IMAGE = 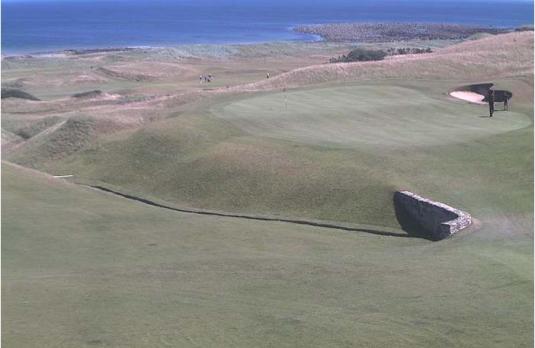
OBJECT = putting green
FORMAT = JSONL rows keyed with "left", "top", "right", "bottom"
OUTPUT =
{"left": 212, "top": 85, "right": 529, "bottom": 147}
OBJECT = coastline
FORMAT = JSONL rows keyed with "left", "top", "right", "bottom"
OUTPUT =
{"left": 3, "top": 0, "right": 532, "bottom": 58}
{"left": 293, "top": 22, "right": 516, "bottom": 42}
{"left": 4, "top": 21, "right": 530, "bottom": 59}
{"left": 1, "top": 27, "right": 322, "bottom": 59}
{"left": 1, "top": 35, "right": 327, "bottom": 59}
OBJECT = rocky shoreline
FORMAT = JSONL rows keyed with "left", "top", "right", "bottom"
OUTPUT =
{"left": 294, "top": 22, "right": 510, "bottom": 42}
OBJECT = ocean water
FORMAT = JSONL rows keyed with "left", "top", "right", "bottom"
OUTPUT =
{"left": 2, "top": 0, "right": 533, "bottom": 54}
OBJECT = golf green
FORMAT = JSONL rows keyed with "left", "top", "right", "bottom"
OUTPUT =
{"left": 212, "top": 85, "right": 529, "bottom": 147}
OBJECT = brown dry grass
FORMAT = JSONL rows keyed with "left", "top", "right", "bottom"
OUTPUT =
{"left": 231, "top": 32, "right": 533, "bottom": 92}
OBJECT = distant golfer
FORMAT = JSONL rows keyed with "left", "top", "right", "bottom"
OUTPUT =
{"left": 487, "top": 89, "right": 495, "bottom": 117}
{"left": 504, "top": 95, "right": 509, "bottom": 111}
{"left": 266, "top": 72, "right": 270, "bottom": 79}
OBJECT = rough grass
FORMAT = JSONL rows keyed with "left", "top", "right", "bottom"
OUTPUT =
{"left": 9, "top": 116, "right": 64, "bottom": 139}
{"left": 72, "top": 90, "right": 103, "bottom": 99}
{"left": 2, "top": 163, "right": 532, "bottom": 347}
{"left": 466, "top": 32, "right": 496, "bottom": 40}
{"left": 236, "top": 31, "right": 533, "bottom": 92}
{"left": 7, "top": 116, "right": 96, "bottom": 167}
{"left": 1, "top": 128, "right": 23, "bottom": 145}
{"left": 1, "top": 88, "right": 40, "bottom": 101}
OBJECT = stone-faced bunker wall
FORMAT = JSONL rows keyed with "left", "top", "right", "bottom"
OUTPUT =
{"left": 394, "top": 191, "right": 472, "bottom": 240}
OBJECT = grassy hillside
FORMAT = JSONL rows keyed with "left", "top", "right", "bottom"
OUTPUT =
{"left": 2, "top": 33, "right": 531, "bottom": 231}
{"left": 239, "top": 31, "right": 533, "bottom": 91}
{"left": 2, "top": 31, "right": 533, "bottom": 347}
{"left": 25, "top": 77, "right": 531, "bottom": 229}
{"left": 2, "top": 163, "right": 532, "bottom": 347}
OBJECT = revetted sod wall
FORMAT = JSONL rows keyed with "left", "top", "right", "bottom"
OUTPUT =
{"left": 394, "top": 191, "right": 472, "bottom": 240}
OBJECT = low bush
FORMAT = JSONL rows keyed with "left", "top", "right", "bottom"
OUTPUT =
{"left": 330, "top": 48, "right": 387, "bottom": 63}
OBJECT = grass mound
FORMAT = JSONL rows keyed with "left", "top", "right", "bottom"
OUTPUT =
{"left": 95, "top": 67, "right": 155, "bottom": 82}
{"left": 71, "top": 90, "right": 103, "bottom": 99}
{"left": 1, "top": 88, "right": 40, "bottom": 101}
{"left": 12, "top": 116, "right": 64, "bottom": 140}
{"left": 7, "top": 116, "right": 96, "bottom": 167}
{"left": 2, "top": 78, "right": 27, "bottom": 89}
{"left": 1, "top": 129, "right": 23, "bottom": 145}
{"left": 243, "top": 32, "right": 533, "bottom": 91}
{"left": 466, "top": 32, "right": 495, "bottom": 40}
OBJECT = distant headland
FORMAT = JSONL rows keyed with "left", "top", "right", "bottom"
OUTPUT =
{"left": 293, "top": 22, "right": 531, "bottom": 42}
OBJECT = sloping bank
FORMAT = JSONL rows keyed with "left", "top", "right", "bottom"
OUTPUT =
{"left": 87, "top": 184, "right": 471, "bottom": 241}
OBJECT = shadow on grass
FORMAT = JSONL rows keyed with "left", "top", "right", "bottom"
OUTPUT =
{"left": 88, "top": 185, "right": 416, "bottom": 239}
{"left": 393, "top": 197, "right": 437, "bottom": 241}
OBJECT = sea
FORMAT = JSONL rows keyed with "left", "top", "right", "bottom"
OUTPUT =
{"left": 2, "top": 0, "right": 533, "bottom": 55}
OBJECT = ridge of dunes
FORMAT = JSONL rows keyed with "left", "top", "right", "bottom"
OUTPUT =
{"left": 231, "top": 32, "right": 533, "bottom": 92}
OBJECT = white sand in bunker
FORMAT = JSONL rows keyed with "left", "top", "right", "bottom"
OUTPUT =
{"left": 449, "top": 91, "right": 486, "bottom": 104}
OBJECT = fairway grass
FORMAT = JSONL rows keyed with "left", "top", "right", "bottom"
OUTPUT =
{"left": 2, "top": 163, "right": 533, "bottom": 347}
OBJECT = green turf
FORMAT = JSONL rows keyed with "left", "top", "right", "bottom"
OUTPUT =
{"left": 5, "top": 115, "right": 63, "bottom": 140}
{"left": 27, "top": 79, "right": 532, "bottom": 230}
{"left": 212, "top": 85, "right": 529, "bottom": 147}
{"left": 8, "top": 116, "right": 96, "bottom": 166}
{"left": 2, "top": 163, "right": 532, "bottom": 347}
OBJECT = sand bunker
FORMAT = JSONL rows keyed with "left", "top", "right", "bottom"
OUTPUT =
{"left": 449, "top": 91, "right": 486, "bottom": 104}
{"left": 450, "top": 83, "right": 512, "bottom": 105}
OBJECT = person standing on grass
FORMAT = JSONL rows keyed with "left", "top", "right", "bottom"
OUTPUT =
{"left": 488, "top": 89, "right": 495, "bottom": 117}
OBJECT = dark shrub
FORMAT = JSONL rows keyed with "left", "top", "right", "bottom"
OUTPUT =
{"left": 346, "top": 48, "right": 387, "bottom": 62}
{"left": 330, "top": 48, "right": 387, "bottom": 63}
